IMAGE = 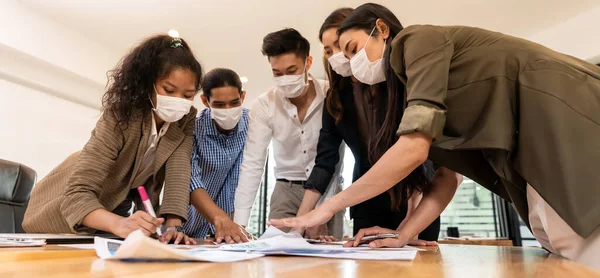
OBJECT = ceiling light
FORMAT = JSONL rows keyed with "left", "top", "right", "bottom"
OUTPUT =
{"left": 240, "top": 77, "right": 248, "bottom": 83}
{"left": 168, "top": 29, "right": 179, "bottom": 38}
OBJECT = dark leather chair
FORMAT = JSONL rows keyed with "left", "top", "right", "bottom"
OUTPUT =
{"left": 0, "top": 159, "right": 36, "bottom": 233}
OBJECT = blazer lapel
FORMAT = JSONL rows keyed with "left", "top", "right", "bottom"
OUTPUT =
{"left": 129, "top": 113, "right": 152, "bottom": 187}
{"left": 153, "top": 121, "right": 185, "bottom": 176}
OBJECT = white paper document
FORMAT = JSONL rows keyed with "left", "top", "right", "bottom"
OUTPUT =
{"left": 0, "top": 237, "right": 46, "bottom": 247}
{"left": 94, "top": 227, "right": 419, "bottom": 262}
{"left": 94, "top": 230, "right": 263, "bottom": 263}
{"left": 218, "top": 226, "right": 418, "bottom": 261}
{"left": 58, "top": 244, "right": 95, "bottom": 250}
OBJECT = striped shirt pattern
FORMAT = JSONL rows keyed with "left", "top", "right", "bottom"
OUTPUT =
{"left": 183, "top": 108, "right": 249, "bottom": 238}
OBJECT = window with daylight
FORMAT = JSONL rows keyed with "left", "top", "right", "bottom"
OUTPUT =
{"left": 245, "top": 144, "right": 540, "bottom": 247}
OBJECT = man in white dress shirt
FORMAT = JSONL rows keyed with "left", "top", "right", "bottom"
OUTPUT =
{"left": 233, "top": 28, "right": 344, "bottom": 238}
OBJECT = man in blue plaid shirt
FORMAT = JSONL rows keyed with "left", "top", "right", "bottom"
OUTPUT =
{"left": 182, "top": 68, "right": 252, "bottom": 243}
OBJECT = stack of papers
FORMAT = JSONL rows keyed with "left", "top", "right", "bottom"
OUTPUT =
{"left": 443, "top": 236, "right": 509, "bottom": 241}
{"left": 0, "top": 237, "right": 46, "bottom": 247}
{"left": 95, "top": 227, "right": 419, "bottom": 262}
{"left": 0, "top": 233, "right": 118, "bottom": 244}
{"left": 95, "top": 232, "right": 263, "bottom": 263}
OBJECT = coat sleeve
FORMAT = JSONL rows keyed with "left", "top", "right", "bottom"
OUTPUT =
{"left": 60, "top": 111, "right": 124, "bottom": 231}
{"left": 159, "top": 108, "right": 197, "bottom": 222}
{"left": 304, "top": 100, "right": 343, "bottom": 195}
{"left": 390, "top": 26, "right": 453, "bottom": 141}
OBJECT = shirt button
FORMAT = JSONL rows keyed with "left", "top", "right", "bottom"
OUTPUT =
{"left": 303, "top": 150, "right": 307, "bottom": 154}
{"left": 293, "top": 115, "right": 297, "bottom": 118}
{"left": 301, "top": 131, "right": 304, "bottom": 134}
{"left": 306, "top": 169, "right": 309, "bottom": 172}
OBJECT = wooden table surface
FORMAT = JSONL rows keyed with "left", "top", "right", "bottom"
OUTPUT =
{"left": 0, "top": 244, "right": 598, "bottom": 278}
{"left": 438, "top": 239, "right": 514, "bottom": 246}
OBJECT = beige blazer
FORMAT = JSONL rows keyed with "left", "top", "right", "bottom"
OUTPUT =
{"left": 23, "top": 107, "right": 197, "bottom": 233}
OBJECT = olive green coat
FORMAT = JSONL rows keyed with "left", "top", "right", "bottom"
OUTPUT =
{"left": 391, "top": 25, "right": 600, "bottom": 238}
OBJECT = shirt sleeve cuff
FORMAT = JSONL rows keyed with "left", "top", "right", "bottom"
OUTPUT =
{"left": 304, "top": 167, "right": 333, "bottom": 195}
{"left": 233, "top": 209, "right": 251, "bottom": 226}
{"left": 190, "top": 177, "right": 206, "bottom": 193}
{"left": 397, "top": 104, "right": 446, "bottom": 141}
{"left": 60, "top": 196, "right": 105, "bottom": 233}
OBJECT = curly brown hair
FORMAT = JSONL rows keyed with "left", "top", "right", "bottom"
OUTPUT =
{"left": 103, "top": 34, "right": 203, "bottom": 128}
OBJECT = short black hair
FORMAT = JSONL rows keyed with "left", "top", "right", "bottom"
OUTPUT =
{"left": 261, "top": 28, "right": 310, "bottom": 60}
{"left": 201, "top": 68, "right": 242, "bottom": 99}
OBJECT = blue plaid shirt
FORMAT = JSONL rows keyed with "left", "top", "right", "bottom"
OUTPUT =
{"left": 182, "top": 108, "right": 249, "bottom": 238}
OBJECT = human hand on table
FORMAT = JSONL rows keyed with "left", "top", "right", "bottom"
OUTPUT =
{"left": 268, "top": 206, "right": 334, "bottom": 232}
{"left": 303, "top": 224, "right": 338, "bottom": 242}
{"left": 214, "top": 217, "right": 254, "bottom": 244}
{"left": 343, "top": 226, "right": 438, "bottom": 248}
{"left": 159, "top": 227, "right": 197, "bottom": 245}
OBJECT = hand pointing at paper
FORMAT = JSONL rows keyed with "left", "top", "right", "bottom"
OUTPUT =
{"left": 269, "top": 153, "right": 461, "bottom": 249}
{"left": 268, "top": 206, "right": 334, "bottom": 234}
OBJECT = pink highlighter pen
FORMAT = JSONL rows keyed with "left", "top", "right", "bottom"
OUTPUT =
{"left": 137, "top": 186, "right": 162, "bottom": 236}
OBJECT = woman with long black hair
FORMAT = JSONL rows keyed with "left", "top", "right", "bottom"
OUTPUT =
{"left": 272, "top": 3, "right": 600, "bottom": 270}
{"left": 296, "top": 7, "right": 442, "bottom": 243}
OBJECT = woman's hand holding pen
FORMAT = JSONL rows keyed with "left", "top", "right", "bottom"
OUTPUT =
{"left": 111, "top": 211, "right": 164, "bottom": 238}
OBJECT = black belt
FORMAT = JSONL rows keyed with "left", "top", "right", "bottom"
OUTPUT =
{"left": 276, "top": 179, "right": 307, "bottom": 186}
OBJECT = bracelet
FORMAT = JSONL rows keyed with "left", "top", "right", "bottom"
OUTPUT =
{"left": 166, "top": 226, "right": 184, "bottom": 233}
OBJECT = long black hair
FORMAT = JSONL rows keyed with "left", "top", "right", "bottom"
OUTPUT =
{"left": 338, "top": 3, "right": 434, "bottom": 209}
{"left": 319, "top": 7, "right": 354, "bottom": 123}
{"left": 103, "top": 34, "right": 203, "bottom": 128}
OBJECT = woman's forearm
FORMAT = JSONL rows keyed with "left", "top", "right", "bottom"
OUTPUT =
{"left": 396, "top": 167, "right": 461, "bottom": 240}
{"left": 165, "top": 215, "right": 183, "bottom": 227}
{"left": 82, "top": 208, "right": 122, "bottom": 234}
{"left": 296, "top": 189, "right": 322, "bottom": 217}
{"left": 320, "top": 132, "right": 432, "bottom": 215}
{"left": 397, "top": 192, "right": 422, "bottom": 232}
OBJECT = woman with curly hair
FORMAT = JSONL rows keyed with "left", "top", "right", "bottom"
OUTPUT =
{"left": 23, "top": 34, "right": 203, "bottom": 245}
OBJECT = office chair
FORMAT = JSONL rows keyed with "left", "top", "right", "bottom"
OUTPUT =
{"left": 0, "top": 159, "right": 36, "bottom": 233}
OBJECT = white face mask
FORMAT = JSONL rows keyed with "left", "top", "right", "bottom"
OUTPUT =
{"left": 210, "top": 106, "right": 243, "bottom": 130}
{"left": 152, "top": 86, "right": 193, "bottom": 122}
{"left": 350, "top": 27, "right": 387, "bottom": 85}
{"left": 273, "top": 61, "right": 309, "bottom": 98}
{"left": 328, "top": 52, "right": 353, "bottom": 77}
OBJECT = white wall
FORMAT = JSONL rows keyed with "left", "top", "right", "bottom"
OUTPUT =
{"left": 529, "top": 6, "right": 600, "bottom": 63}
{"left": 0, "top": 79, "right": 100, "bottom": 179}
{"left": 0, "top": 0, "right": 119, "bottom": 109}
{"left": 0, "top": 0, "right": 113, "bottom": 179}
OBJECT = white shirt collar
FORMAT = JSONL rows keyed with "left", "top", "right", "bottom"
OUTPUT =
{"left": 150, "top": 113, "right": 170, "bottom": 143}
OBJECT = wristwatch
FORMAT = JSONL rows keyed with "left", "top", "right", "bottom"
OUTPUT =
{"left": 166, "top": 226, "right": 185, "bottom": 233}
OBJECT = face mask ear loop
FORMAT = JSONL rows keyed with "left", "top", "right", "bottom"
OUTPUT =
{"left": 303, "top": 59, "right": 309, "bottom": 84}
{"left": 364, "top": 26, "right": 377, "bottom": 49}
{"left": 359, "top": 26, "right": 380, "bottom": 64}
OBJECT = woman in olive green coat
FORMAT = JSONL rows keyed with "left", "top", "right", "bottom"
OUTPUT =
{"left": 270, "top": 3, "right": 600, "bottom": 270}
